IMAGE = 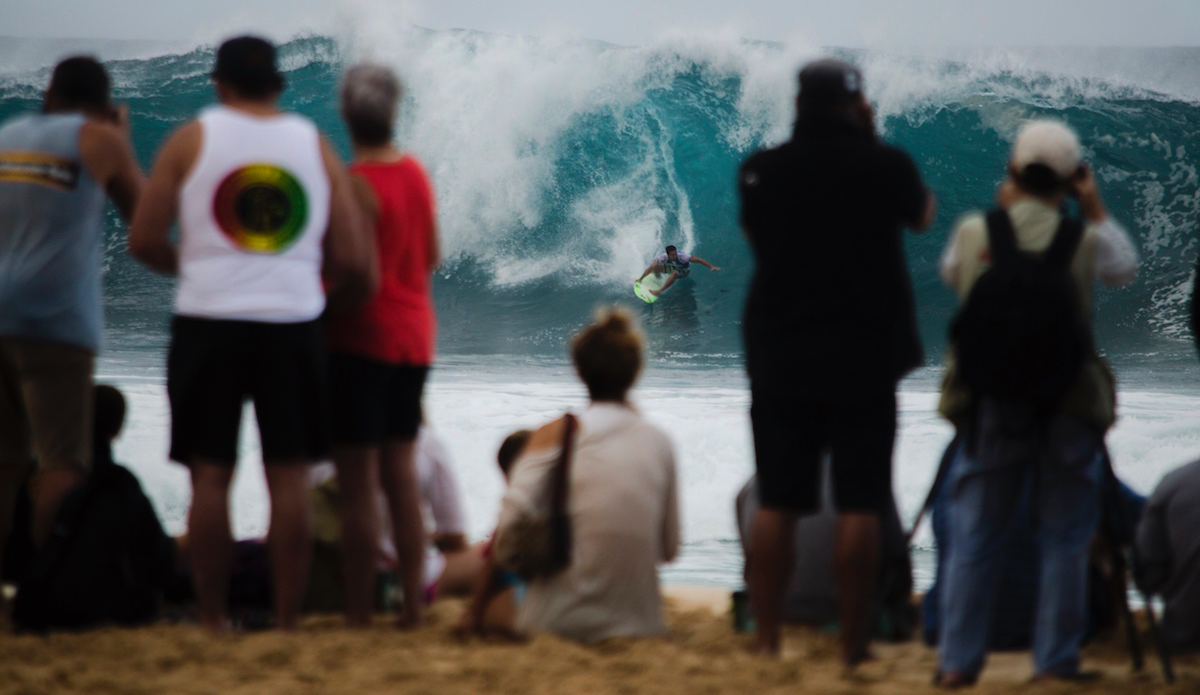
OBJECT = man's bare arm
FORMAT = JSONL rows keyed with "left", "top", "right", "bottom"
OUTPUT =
{"left": 689, "top": 255, "right": 722, "bottom": 271}
{"left": 321, "top": 139, "right": 378, "bottom": 309}
{"left": 128, "top": 121, "right": 201, "bottom": 275}
{"left": 79, "top": 114, "right": 144, "bottom": 221}
{"left": 911, "top": 191, "right": 937, "bottom": 233}
{"left": 638, "top": 262, "right": 659, "bottom": 281}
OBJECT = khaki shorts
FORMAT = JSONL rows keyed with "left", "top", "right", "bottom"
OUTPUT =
{"left": 0, "top": 337, "right": 94, "bottom": 473}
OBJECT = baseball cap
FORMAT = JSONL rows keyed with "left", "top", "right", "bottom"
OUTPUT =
{"left": 211, "top": 36, "right": 285, "bottom": 94}
{"left": 798, "top": 59, "right": 863, "bottom": 105}
{"left": 1011, "top": 120, "right": 1082, "bottom": 179}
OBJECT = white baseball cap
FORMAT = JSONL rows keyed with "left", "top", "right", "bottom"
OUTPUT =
{"left": 1011, "top": 120, "right": 1082, "bottom": 179}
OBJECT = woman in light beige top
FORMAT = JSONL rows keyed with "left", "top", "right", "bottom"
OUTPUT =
{"left": 494, "top": 308, "right": 680, "bottom": 644}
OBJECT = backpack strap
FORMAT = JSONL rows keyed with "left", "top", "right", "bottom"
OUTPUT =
{"left": 986, "top": 208, "right": 1085, "bottom": 269}
{"left": 984, "top": 209, "right": 1019, "bottom": 263}
{"left": 1044, "top": 215, "right": 1086, "bottom": 268}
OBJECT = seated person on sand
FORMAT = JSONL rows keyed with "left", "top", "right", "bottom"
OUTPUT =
{"left": 308, "top": 424, "right": 484, "bottom": 610}
{"left": 491, "top": 308, "right": 681, "bottom": 644}
{"left": 458, "top": 429, "right": 534, "bottom": 638}
{"left": 1135, "top": 457, "right": 1200, "bottom": 653}
{"left": 5, "top": 385, "right": 176, "bottom": 631}
{"left": 637, "top": 245, "right": 720, "bottom": 296}
{"left": 735, "top": 457, "right": 914, "bottom": 639}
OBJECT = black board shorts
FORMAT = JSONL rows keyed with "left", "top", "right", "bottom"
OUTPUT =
{"left": 328, "top": 354, "right": 428, "bottom": 447}
{"left": 167, "top": 316, "right": 331, "bottom": 465}
{"left": 750, "top": 390, "right": 896, "bottom": 514}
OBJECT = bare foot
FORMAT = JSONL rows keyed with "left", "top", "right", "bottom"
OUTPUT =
{"left": 842, "top": 648, "right": 877, "bottom": 668}
{"left": 396, "top": 605, "right": 425, "bottom": 630}
{"left": 933, "top": 671, "right": 977, "bottom": 689}
{"left": 750, "top": 635, "right": 780, "bottom": 656}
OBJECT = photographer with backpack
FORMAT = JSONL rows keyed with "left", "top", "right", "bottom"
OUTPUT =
{"left": 934, "top": 120, "right": 1139, "bottom": 686}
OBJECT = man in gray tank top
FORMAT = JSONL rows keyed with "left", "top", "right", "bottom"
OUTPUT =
{"left": 0, "top": 56, "right": 144, "bottom": 604}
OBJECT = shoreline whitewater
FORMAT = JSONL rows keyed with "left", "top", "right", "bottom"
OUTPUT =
{"left": 0, "top": 587, "right": 1193, "bottom": 694}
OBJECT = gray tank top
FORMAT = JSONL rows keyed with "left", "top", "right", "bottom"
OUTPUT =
{"left": 0, "top": 114, "right": 107, "bottom": 353}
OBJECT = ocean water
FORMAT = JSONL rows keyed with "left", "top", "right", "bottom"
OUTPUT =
{"left": 3, "top": 31, "right": 1200, "bottom": 589}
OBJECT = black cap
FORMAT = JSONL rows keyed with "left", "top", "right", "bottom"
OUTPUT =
{"left": 798, "top": 58, "right": 863, "bottom": 106}
{"left": 212, "top": 36, "right": 284, "bottom": 95}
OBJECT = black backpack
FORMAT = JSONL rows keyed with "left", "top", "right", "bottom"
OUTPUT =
{"left": 11, "top": 452, "right": 176, "bottom": 632}
{"left": 950, "top": 209, "right": 1091, "bottom": 411}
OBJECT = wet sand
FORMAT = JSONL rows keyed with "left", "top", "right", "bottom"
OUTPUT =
{"left": 0, "top": 588, "right": 1194, "bottom": 694}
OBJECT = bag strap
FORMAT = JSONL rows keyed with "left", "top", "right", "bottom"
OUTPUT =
{"left": 986, "top": 208, "right": 1085, "bottom": 269}
{"left": 1044, "top": 215, "right": 1085, "bottom": 268}
{"left": 905, "top": 433, "right": 961, "bottom": 544}
{"left": 984, "top": 209, "right": 1019, "bottom": 263}
{"left": 550, "top": 414, "right": 577, "bottom": 516}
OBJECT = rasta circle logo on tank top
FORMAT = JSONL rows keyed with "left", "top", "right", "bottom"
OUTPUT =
{"left": 212, "top": 164, "right": 308, "bottom": 253}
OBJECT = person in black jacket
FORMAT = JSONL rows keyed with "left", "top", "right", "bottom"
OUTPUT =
{"left": 739, "top": 58, "right": 934, "bottom": 664}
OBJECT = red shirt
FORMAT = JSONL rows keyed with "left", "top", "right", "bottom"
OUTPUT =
{"left": 327, "top": 156, "right": 436, "bottom": 365}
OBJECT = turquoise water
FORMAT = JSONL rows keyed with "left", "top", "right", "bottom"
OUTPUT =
{"left": 2, "top": 35, "right": 1198, "bottom": 367}
{"left": 4, "top": 33, "right": 1200, "bottom": 587}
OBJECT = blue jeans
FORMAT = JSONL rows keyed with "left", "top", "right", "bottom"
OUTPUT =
{"left": 937, "top": 401, "right": 1104, "bottom": 677}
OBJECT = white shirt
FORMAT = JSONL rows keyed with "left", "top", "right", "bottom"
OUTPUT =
{"left": 496, "top": 402, "right": 681, "bottom": 644}
{"left": 939, "top": 200, "right": 1139, "bottom": 302}
{"left": 176, "top": 105, "right": 330, "bottom": 322}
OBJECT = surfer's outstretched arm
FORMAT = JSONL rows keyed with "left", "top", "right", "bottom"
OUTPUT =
{"left": 650, "top": 270, "right": 679, "bottom": 296}
{"left": 638, "top": 262, "right": 659, "bottom": 281}
{"left": 690, "top": 255, "right": 722, "bottom": 271}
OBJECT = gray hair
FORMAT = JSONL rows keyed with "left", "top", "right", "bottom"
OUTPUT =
{"left": 341, "top": 63, "right": 401, "bottom": 145}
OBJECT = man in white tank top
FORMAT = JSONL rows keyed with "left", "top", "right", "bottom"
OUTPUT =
{"left": 129, "top": 36, "right": 374, "bottom": 632}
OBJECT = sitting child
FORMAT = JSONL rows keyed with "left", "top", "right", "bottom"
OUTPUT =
{"left": 457, "top": 429, "right": 533, "bottom": 638}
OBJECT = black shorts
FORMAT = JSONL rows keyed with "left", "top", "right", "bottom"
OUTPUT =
{"left": 167, "top": 316, "right": 331, "bottom": 465}
{"left": 329, "top": 354, "right": 428, "bottom": 447}
{"left": 750, "top": 390, "right": 896, "bottom": 514}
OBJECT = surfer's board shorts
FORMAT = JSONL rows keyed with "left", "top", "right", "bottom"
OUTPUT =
{"left": 0, "top": 337, "right": 94, "bottom": 473}
{"left": 661, "top": 263, "right": 690, "bottom": 279}
{"left": 167, "top": 316, "right": 331, "bottom": 464}
{"left": 328, "top": 355, "right": 428, "bottom": 446}
{"left": 750, "top": 390, "right": 895, "bottom": 514}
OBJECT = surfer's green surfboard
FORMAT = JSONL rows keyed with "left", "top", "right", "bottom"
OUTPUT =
{"left": 634, "top": 272, "right": 668, "bottom": 304}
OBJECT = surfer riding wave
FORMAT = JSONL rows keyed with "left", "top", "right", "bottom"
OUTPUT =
{"left": 636, "top": 245, "right": 721, "bottom": 298}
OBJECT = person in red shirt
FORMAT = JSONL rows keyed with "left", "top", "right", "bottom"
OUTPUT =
{"left": 328, "top": 63, "right": 440, "bottom": 628}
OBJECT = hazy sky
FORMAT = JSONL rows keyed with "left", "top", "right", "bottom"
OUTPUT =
{"left": 6, "top": 0, "right": 1200, "bottom": 48}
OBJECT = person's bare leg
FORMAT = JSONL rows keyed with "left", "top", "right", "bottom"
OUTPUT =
{"left": 32, "top": 467, "right": 86, "bottom": 548}
{"left": 0, "top": 459, "right": 28, "bottom": 625}
{"left": 379, "top": 438, "right": 426, "bottom": 628}
{"left": 748, "top": 507, "right": 797, "bottom": 655}
{"left": 438, "top": 543, "right": 488, "bottom": 597}
{"left": 263, "top": 462, "right": 313, "bottom": 631}
{"left": 834, "top": 511, "right": 881, "bottom": 666}
{"left": 333, "top": 446, "right": 381, "bottom": 627}
{"left": 189, "top": 460, "right": 235, "bottom": 632}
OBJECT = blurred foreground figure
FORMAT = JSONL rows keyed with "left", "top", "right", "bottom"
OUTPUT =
{"left": 494, "top": 309, "right": 680, "bottom": 644}
{"left": 1136, "top": 459, "right": 1200, "bottom": 652}
{"left": 0, "top": 56, "right": 143, "bottom": 621}
{"left": 935, "top": 119, "right": 1138, "bottom": 685}
{"left": 328, "top": 63, "right": 440, "bottom": 628}
{"left": 738, "top": 58, "right": 934, "bottom": 664}
{"left": 128, "top": 36, "right": 371, "bottom": 631}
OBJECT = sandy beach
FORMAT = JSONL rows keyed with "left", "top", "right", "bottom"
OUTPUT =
{"left": 0, "top": 587, "right": 1193, "bottom": 695}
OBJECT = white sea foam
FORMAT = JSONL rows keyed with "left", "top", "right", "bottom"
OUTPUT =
{"left": 100, "top": 356, "right": 1200, "bottom": 589}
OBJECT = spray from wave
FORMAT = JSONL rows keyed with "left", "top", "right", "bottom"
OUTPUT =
{"left": 0, "top": 30, "right": 1196, "bottom": 363}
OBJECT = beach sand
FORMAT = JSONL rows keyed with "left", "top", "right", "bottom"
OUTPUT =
{"left": 0, "top": 588, "right": 1194, "bottom": 694}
